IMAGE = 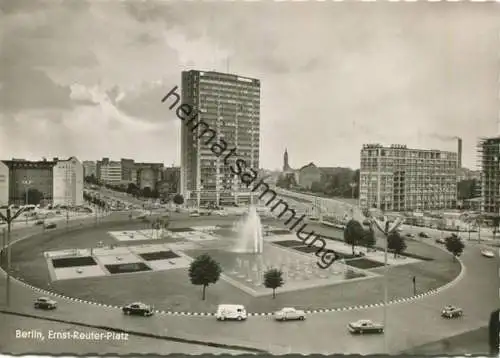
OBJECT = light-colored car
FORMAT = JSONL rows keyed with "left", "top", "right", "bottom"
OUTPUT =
{"left": 481, "top": 249, "right": 495, "bottom": 258}
{"left": 215, "top": 210, "right": 228, "bottom": 216}
{"left": 189, "top": 211, "right": 200, "bottom": 217}
{"left": 274, "top": 307, "right": 306, "bottom": 321}
{"left": 348, "top": 319, "right": 384, "bottom": 334}
{"left": 441, "top": 305, "right": 463, "bottom": 318}
{"left": 34, "top": 297, "right": 57, "bottom": 310}
{"left": 216, "top": 304, "right": 247, "bottom": 321}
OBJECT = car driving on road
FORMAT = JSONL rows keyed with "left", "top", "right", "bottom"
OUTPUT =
{"left": 122, "top": 302, "right": 154, "bottom": 316}
{"left": 274, "top": 307, "right": 306, "bottom": 321}
{"left": 435, "top": 238, "right": 446, "bottom": 244}
{"left": 418, "top": 232, "right": 430, "bottom": 238}
{"left": 34, "top": 297, "right": 57, "bottom": 310}
{"left": 348, "top": 319, "right": 384, "bottom": 334}
{"left": 44, "top": 222, "right": 57, "bottom": 229}
{"left": 481, "top": 249, "right": 495, "bottom": 258}
{"left": 441, "top": 305, "right": 463, "bottom": 318}
{"left": 215, "top": 304, "right": 247, "bottom": 321}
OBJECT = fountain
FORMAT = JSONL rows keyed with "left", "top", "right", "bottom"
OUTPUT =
{"left": 233, "top": 206, "right": 264, "bottom": 254}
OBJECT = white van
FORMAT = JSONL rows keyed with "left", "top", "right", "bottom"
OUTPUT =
{"left": 215, "top": 304, "right": 247, "bottom": 321}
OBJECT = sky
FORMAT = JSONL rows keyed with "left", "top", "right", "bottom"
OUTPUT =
{"left": 1, "top": 1, "right": 499, "bottom": 171}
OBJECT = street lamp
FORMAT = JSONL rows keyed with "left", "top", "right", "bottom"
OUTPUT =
{"left": 0, "top": 207, "right": 28, "bottom": 307}
{"left": 367, "top": 210, "right": 405, "bottom": 353}
{"left": 22, "top": 178, "right": 33, "bottom": 205}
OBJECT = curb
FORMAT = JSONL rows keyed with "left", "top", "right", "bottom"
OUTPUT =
{"left": 2, "top": 219, "right": 466, "bottom": 319}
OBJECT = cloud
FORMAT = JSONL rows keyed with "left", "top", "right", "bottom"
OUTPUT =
{"left": 0, "top": 1, "right": 499, "bottom": 170}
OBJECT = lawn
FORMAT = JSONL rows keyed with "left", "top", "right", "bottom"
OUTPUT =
{"left": 7, "top": 219, "right": 461, "bottom": 314}
{"left": 346, "top": 258, "right": 386, "bottom": 270}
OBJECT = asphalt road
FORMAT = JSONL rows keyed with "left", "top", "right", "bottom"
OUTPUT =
{"left": 0, "top": 312, "right": 251, "bottom": 355}
{"left": 1, "top": 211, "right": 497, "bottom": 355}
{"left": 2, "top": 185, "right": 498, "bottom": 355}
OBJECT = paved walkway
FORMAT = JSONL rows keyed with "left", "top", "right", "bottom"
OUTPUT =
{"left": 1, "top": 215, "right": 497, "bottom": 355}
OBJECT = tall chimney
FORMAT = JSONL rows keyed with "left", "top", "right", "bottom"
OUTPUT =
{"left": 457, "top": 137, "right": 462, "bottom": 169}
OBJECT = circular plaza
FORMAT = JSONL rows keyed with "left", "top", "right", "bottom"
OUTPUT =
{"left": 5, "top": 213, "right": 462, "bottom": 314}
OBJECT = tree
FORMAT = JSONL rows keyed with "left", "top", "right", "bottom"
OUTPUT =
{"left": 344, "top": 219, "right": 364, "bottom": 255}
{"left": 142, "top": 187, "right": 152, "bottom": 198}
{"left": 26, "top": 188, "right": 44, "bottom": 205}
{"left": 263, "top": 268, "right": 284, "bottom": 299}
{"left": 361, "top": 226, "right": 376, "bottom": 251}
{"left": 173, "top": 194, "right": 184, "bottom": 206}
{"left": 387, "top": 231, "right": 407, "bottom": 258}
{"left": 127, "top": 183, "right": 139, "bottom": 194}
{"left": 445, "top": 234, "right": 465, "bottom": 260}
{"left": 188, "top": 254, "right": 222, "bottom": 300}
{"left": 310, "top": 181, "right": 323, "bottom": 193}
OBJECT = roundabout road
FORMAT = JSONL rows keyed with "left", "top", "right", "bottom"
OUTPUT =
{"left": 1, "top": 214, "right": 498, "bottom": 354}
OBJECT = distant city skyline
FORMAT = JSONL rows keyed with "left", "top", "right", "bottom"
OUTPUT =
{"left": 1, "top": 1, "right": 499, "bottom": 170}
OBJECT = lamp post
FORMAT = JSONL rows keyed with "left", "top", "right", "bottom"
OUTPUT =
{"left": 0, "top": 207, "right": 27, "bottom": 307}
{"left": 368, "top": 210, "right": 404, "bottom": 354}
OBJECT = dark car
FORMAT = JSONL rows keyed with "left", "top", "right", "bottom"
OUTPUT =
{"left": 418, "top": 232, "right": 430, "bottom": 238}
{"left": 122, "top": 302, "right": 154, "bottom": 316}
{"left": 34, "top": 220, "right": 44, "bottom": 226}
{"left": 34, "top": 297, "right": 57, "bottom": 310}
{"left": 348, "top": 320, "right": 384, "bottom": 334}
{"left": 441, "top": 305, "right": 463, "bottom": 318}
{"left": 44, "top": 222, "right": 57, "bottom": 229}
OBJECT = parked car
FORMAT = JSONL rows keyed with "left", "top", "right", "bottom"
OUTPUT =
{"left": 418, "top": 232, "right": 430, "bottom": 238}
{"left": 215, "top": 304, "right": 247, "bottom": 321}
{"left": 44, "top": 222, "right": 57, "bottom": 229}
{"left": 441, "top": 305, "right": 463, "bottom": 318}
{"left": 405, "top": 233, "right": 415, "bottom": 238}
{"left": 274, "top": 307, "right": 306, "bottom": 321}
{"left": 481, "top": 249, "right": 495, "bottom": 258}
{"left": 122, "top": 302, "right": 154, "bottom": 316}
{"left": 189, "top": 211, "right": 200, "bottom": 217}
{"left": 34, "top": 220, "right": 44, "bottom": 226}
{"left": 435, "top": 238, "right": 446, "bottom": 244}
{"left": 34, "top": 297, "right": 57, "bottom": 310}
{"left": 348, "top": 320, "right": 384, "bottom": 334}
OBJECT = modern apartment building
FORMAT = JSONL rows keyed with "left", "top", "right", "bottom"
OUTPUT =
{"left": 97, "top": 158, "right": 122, "bottom": 184}
{"left": 53, "top": 157, "right": 84, "bottom": 206}
{"left": 478, "top": 136, "right": 500, "bottom": 216}
{"left": 359, "top": 144, "right": 458, "bottom": 211}
{"left": 135, "top": 162, "right": 163, "bottom": 190}
{"left": 1, "top": 159, "right": 56, "bottom": 205}
{"left": 82, "top": 161, "right": 97, "bottom": 178}
{"left": 0, "top": 157, "right": 84, "bottom": 206}
{"left": 180, "top": 70, "right": 261, "bottom": 206}
{"left": 120, "top": 158, "right": 137, "bottom": 183}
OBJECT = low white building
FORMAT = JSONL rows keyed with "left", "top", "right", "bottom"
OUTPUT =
{"left": 53, "top": 157, "right": 84, "bottom": 206}
{"left": 0, "top": 161, "right": 8, "bottom": 206}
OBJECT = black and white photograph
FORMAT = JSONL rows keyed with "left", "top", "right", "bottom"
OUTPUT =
{"left": 0, "top": 0, "right": 499, "bottom": 356}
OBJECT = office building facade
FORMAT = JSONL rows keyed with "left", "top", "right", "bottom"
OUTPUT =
{"left": 478, "top": 136, "right": 500, "bottom": 216}
{"left": 180, "top": 70, "right": 261, "bottom": 206}
{"left": 359, "top": 144, "right": 458, "bottom": 211}
{"left": 53, "top": 157, "right": 84, "bottom": 206}
{"left": 82, "top": 161, "right": 97, "bottom": 178}
{"left": 97, "top": 158, "right": 122, "bottom": 184}
{"left": 1, "top": 159, "right": 56, "bottom": 205}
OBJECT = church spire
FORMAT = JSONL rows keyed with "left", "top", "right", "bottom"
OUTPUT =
{"left": 283, "top": 148, "right": 289, "bottom": 171}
